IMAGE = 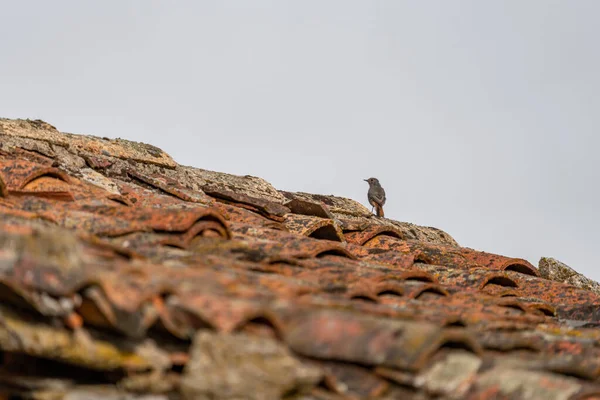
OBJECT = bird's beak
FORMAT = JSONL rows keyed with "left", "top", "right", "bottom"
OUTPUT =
{"left": 363, "top": 179, "right": 368, "bottom": 182}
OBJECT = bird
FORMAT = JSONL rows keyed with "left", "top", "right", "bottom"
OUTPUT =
{"left": 364, "top": 177, "right": 386, "bottom": 218}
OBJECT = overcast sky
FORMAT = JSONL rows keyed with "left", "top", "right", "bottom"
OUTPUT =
{"left": 2, "top": 1, "right": 599, "bottom": 279}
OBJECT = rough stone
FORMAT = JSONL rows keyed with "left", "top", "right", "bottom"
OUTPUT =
{"left": 180, "top": 331, "right": 322, "bottom": 400}
{"left": 473, "top": 367, "right": 581, "bottom": 400}
{"left": 539, "top": 257, "right": 600, "bottom": 296}
{"left": 415, "top": 350, "right": 481, "bottom": 398}
{"left": 184, "top": 166, "right": 286, "bottom": 205}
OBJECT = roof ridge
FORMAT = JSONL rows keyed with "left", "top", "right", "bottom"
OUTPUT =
{"left": 0, "top": 117, "right": 459, "bottom": 246}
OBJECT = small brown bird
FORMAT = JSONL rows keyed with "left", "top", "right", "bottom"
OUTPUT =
{"left": 364, "top": 177, "right": 386, "bottom": 217}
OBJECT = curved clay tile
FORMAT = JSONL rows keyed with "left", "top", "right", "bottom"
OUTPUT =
{"left": 284, "top": 213, "right": 345, "bottom": 242}
{"left": 482, "top": 285, "right": 521, "bottom": 298}
{"left": 42, "top": 208, "right": 146, "bottom": 237}
{"left": 20, "top": 175, "right": 72, "bottom": 197}
{"left": 314, "top": 360, "right": 390, "bottom": 398}
{"left": 284, "top": 197, "right": 334, "bottom": 219}
{"left": 0, "top": 159, "right": 69, "bottom": 189}
{"left": 127, "top": 167, "right": 212, "bottom": 204}
{"left": 173, "top": 293, "right": 269, "bottom": 334}
{"left": 502, "top": 259, "right": 540, "bottom": 276}
{"left": 279, "top": 308, "right": 481, "bottom": 371}
{"left": 78, "top": 285, "right": 142, "bottom": 336}
{"left": 363, "top": 235, "right": 539, "bottom": 277}
{"left": 8, "top": 188, "right": 75, "bottom": 202}
{"left": 0, "top": 174, "right": 6, "bottom": 198}
{"left": 156, "top": 296, "right": 215, "bottom": 339}
{"left": 0, "top": 159, "right": 74, "bottom": 201}
{"left": 19, "top": 168, "right": 71, "bottom": 190}
{"left": 236, "top": 234, "right": 355, "bottom": 261}
{"left": 202, "top": 186, "right": 290, "bottom": 221}
{"left": 115, "top": 180, "right": 185, "bottom": 209}
{"left": 374, "top": 281, "right": 406, "bottom": 298}
{"left": 116, "top": 219, "right": 230, "bottom": 252}
{"left": 493, "top": 298, "right": 530, "bottom": 315}
{"left": 393, "top": 281, "right": 449, "bottom": 300}
{"left": 479, "top": 274, "right": 520, "bottom": 290}
{"left": 54, "top": 205, "right": 231, "bottom": 240}
{"left": 10, "top": 147, "right": 54, "bottom": 165}
{"left": 413, "top": 285, "right": 450, "bottom": 300}
{"left": 214, "top": 205, "right": 288, "bottom": 231}
{"left": 510, "top": 272, "right": 600, "bottom": 308}
{"left": 77, "top": 265, "right": 294, "bottom": 337}
{"left": 347, "top": 288, "right": 380, "bottom": 304}
{"left": 396, "top": 270, "right": 438, "bottom": 283}
{"left": 133, "top": 218, "right": 231, "bottom": 249}
{"left": 443, "top": 317, "right": 468, "bottom": 328}
{"left": 363, "top": 235, "right": 470, "bottom": 268}
{"left": 415, "top": 265, "right": 515, "bottom": 292}
{"left": 526, "top": 302, "right": 557, "bottom": 317}
{"left": 351, "top": 247, "right": 415, "bottom": 269}
{"left": 235, "top": 315, "right": 283, "bottom": 340}
{"left": 344, "top": 224, "right": 405, "bottom": 245}
{"left": 138, "top": 207, "right": 229, "bottom": 234}
{"left": 105, "top": 193, "right": 133, "bottom": 207}
{"left": 459, "top": 249, "right": 539, "bottom": 277}
{"left": 174, "top": 219, "right": 230, "bottom": 245}
{"left": 0, "top": 227, "right": 93, "bottom": 296}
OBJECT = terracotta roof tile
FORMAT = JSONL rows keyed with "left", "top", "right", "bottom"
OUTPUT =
{"left": 284, "top": 213, "right": 345, "bottom": 242}
{"left": 366, "top": 234, "right": 539, "bottom": 276}
{"left": 126, "top": 167, "right": 213, "bottom": 204}
{"left": 1, "top": 118, "right": 600, "bottom": 398}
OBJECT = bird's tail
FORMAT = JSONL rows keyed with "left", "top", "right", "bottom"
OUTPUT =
{"left": 375, "top": 204, "right": 384, "bottom": 218}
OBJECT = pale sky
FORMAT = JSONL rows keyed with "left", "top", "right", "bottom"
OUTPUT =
{"left": 2, "top": 1, "right": 599, "bottom": 279}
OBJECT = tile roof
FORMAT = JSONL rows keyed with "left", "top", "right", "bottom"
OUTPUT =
{"left": 0, "top": 118, "right": 599, "bottom": 399}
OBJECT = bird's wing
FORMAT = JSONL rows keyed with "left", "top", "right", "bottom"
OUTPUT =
{"left": 371, "top": 191, "right": 385, "bottom": 204}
